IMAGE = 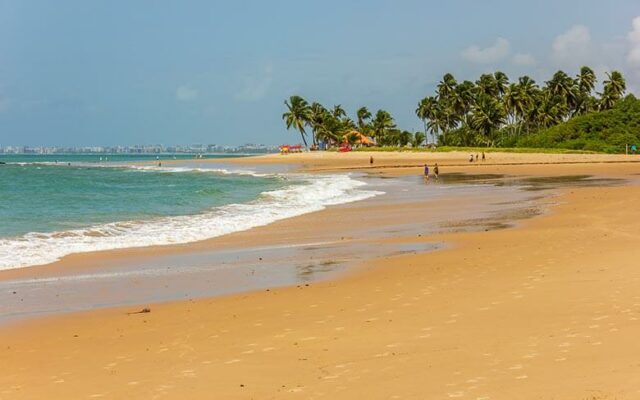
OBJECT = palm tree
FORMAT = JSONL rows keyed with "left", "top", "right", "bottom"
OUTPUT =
{"left": 371, "top": 110, "right": 396, "bottom": 143}
{"left": 415, "top": 97, "right": 437, "bottom": 142}
{"left": 599, "top": 71, "right": 626, "bottom": 110}
{"left": 356, "top": 107, "right": 372, "bottom": 131}
{"left": 332, "top": 104, "right": 347, "bottom": 119}
{"left": 437, "top": 73, "right": 458, "bottom": 99}
{"left": 453, "top": 80, "right": 476, "bottom": 124}
{"left": 282, "top": 95, "right": 311, "bottom": 147}
{"left": 308, "top": 102, "right": 328, "bottom": 146}
{"left": 475, "top": 74, "right": 498, "bottom": 97}
{"left": 412, "top": 132, "right": 426, "bottom": 148}
{"left": 471, "top": 94, "right": 506, "bottom": 146}
{"left": 571, "top": 67, "right": 597, "bottom": 115}
{"left": 504, "top": 83, "right": 522, "bottom": 131}
{"left": 577, "top": 66, "right": 596, "bottom": 94}
{"left": 493, "top": 71, "right": 509, "bottom": 97}
{"left": 546, "top": 71, "right": 577, "bottom": 117}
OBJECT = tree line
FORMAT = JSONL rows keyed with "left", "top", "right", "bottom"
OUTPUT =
{"left": 282, "top": 98, "right": 424, "bottom": 148}
{"left": 416, "top": 67, "right": 626, "bottom": 147}
{"left": 283, "top": 66, "right": 627, "bottom": 149}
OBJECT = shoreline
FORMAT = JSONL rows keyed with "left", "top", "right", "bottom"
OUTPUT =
{"left": 2, "top": 152, "right": 640, "bottom": 398}
{"left": 0, "top": 168, "right": 548, "bottom": 323}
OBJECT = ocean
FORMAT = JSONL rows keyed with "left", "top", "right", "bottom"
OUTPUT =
{"left": 0, "top": 154, "right": 378, "bottom": 270}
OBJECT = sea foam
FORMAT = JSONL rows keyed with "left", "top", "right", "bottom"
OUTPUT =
{"left": 0, "top": 170, "right": 381, "bottom": 270}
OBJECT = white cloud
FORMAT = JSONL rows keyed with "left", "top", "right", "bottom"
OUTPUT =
{"left": 512, "top": 53, "right": 536, "bottom": 66}
{"left": 176, "top": 85, "right": 198, "bottom": 102}
{"left": 628, "top": 16, "right": 640, "bottom": 67}
{"left": 235, "top": 64, "right": 273, "bottom": 102}
{"left": 552, "top": 25, "right": 591, "bottom": 65}
{"left": 461, "top": 37, "right": 510, "bottom": 64}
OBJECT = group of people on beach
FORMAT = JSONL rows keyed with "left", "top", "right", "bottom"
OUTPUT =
{"left": 423, "top": 151, "right": 486, "bottom": 181}
{"left": 469, "top": 152, "right": 486, "bottom": 163}
{"left": 423, "top": 163, "right": 439, "bottom": 181}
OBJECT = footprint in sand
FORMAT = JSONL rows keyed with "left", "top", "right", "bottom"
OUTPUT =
{"left": 181, "top": 369, "right": 196, "bottom": 377}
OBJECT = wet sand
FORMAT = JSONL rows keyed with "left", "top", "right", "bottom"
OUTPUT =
{"left": 2, "top": 152, "right": 640, "bottom": 399}
{"left": 0, "top": 173, "right": 545, "bottom": 322}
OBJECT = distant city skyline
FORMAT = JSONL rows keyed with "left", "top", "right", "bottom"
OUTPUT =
{"left": 0, "top": 1, "right": 639, "bottom": 146}
{"left": 0, "top": 143, "right": 277, "bottom": 154}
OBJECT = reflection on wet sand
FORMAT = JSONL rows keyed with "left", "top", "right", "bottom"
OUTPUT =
{"left": 1, "top": 172, "right": 619, "bottom": 323}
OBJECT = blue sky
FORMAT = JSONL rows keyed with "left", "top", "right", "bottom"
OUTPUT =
{"left": 0, "top": 0, "right": 639, "bottom": 146}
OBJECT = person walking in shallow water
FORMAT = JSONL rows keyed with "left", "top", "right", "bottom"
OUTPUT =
{"left": 434, "top": 163, "right": 439, "bottom": 180}
{"left": 424, "top": 164, "right": 429, "bottom": 181}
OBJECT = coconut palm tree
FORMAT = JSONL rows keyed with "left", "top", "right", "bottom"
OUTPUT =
{"left": 475, "top": 74, "right": 498, "bottom": 97}
{"left": 356, "top": 106, "right": 372, "bottom": 131}
{"left": 308, "top": 102, "right": 328, "bottom": 146}
{"left": 571, "top": 67, "right": 597, "bottom": 115}
{"left": 415, "top": 96, "right": 438, "bottom": 142}
{"left": 332, "top": 104, "right": 347, "bottom": 119}
{"left": 412, "top": 132, "right": 426, "bottom": 148}
{"left": 577, "top": 66, "right": 596, "bottom": 94}
{"left": 494, "top": 71, "right": 509, "bottom": 97}
{"left": 471, "top": 94, "right": 506, "bottom": 146}
{"left": 437, "top": 73, "right": 458, "bottom": 99}
{"left": 371, "top": 110, "right": 396, "bottom": 143}
{"left": 546, "top": 70, "right": 578, "bottom": 117}
{"left": 453, "top": 80, "right": 476, "bottom": 123}
{"left": 504, "top": 83, "right": 522, "bottom": 131}
{"left": 599, "top": 71, "right": 626, "bottom": 110}
{"left": 282, "top": 95, "right": 311, "bottom": 147}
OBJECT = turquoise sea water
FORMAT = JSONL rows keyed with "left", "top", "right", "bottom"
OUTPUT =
{"left": 0, "top": 154, "right": 279, "bottom": 238}
{"left": 0, "top": 154, "right": 377, "bottom": 270}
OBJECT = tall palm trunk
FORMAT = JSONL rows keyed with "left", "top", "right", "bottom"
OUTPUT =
{"left": 422, "top": 120, "right": 428, "bottom": 144}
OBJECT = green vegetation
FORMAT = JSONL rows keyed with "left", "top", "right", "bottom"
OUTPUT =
{"left": 516, "top": 95, "right": 640, "bottom": 153}
{"left": 282, "top": 98, "right": 425, "bottom": 148}
{"left": 354, "top": 146, "right": 596, "bottom": 154}
{"left": 416, "top": 68, "right": 628, "bottom": 150}
{"left": 284, "top": 66, "right": 636, "bottom": 153}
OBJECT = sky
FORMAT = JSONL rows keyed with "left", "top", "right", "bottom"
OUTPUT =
{"left": 0, "top": 0, "right": 639, "bottom": 147}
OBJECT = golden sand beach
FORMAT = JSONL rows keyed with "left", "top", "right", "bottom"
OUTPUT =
{"left": 2, "top": 151, "right": 640, "bottom": 399}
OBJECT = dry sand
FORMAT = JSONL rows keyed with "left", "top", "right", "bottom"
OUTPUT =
{"left": 2, "top": 151, "right": 640, "bottom": 399}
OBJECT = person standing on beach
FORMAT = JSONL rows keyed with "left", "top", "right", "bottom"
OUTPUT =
{"left": 475, "top": 154, "right": 479, "bottom": 161}
{"left": 434, "top": 163, "right": 439, "bottom": 180}
{"left": 469, "top": 154, "right": 474, "bottom": 162}
{"left": 424, "top": 164, "right": 429, "bottom": 180}
{"left": 482, "top": 152, "right": 485, "bottom": 161}
{"left": 370, "top": 156, "right": 374, "bottom": 165}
